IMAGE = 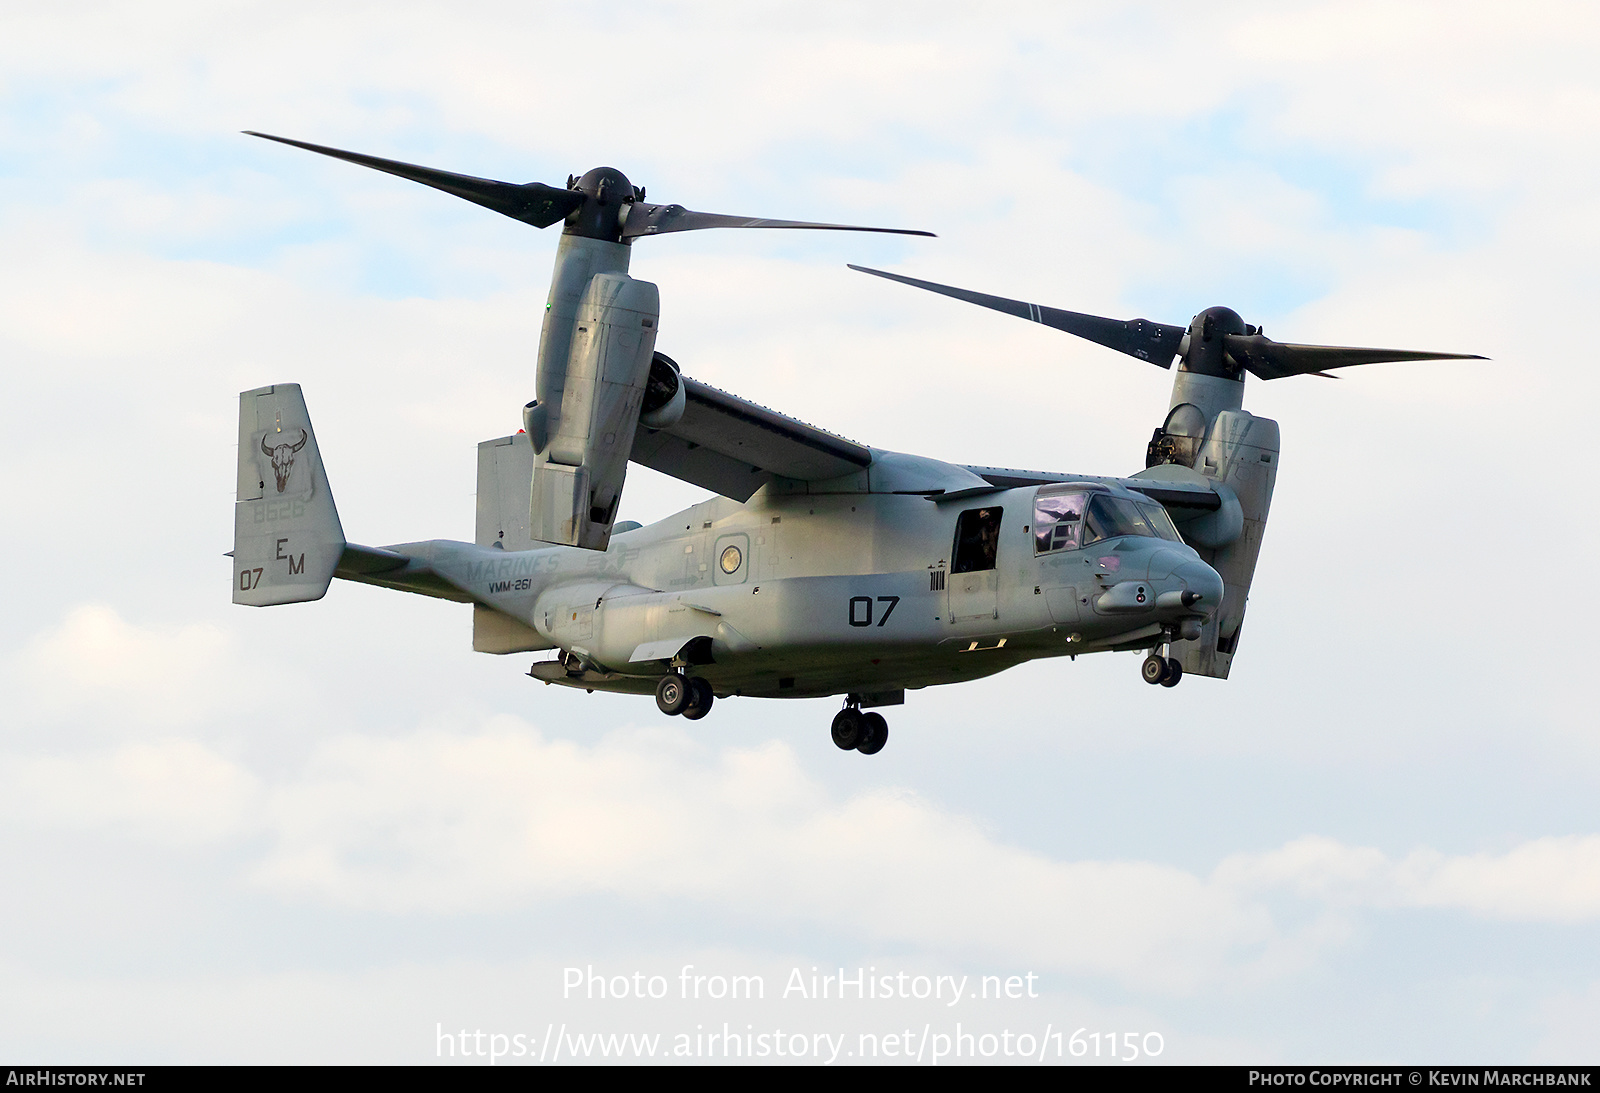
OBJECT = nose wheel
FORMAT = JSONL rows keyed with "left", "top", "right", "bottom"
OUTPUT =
{"left": 831, "top": 701, "right": 889, "bottom": 754}
{"left": 657, "top": 673, "right": 715, "bottom": 718}
{"left": 1141, "top": 652, "right": 1183, "bottom": 687}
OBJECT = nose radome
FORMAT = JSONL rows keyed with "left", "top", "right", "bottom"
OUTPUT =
{"left": 1148, "top": 548, "right": 1184, "bottom": 580}
{"left": 1176, "top": 559, "right": 1225, "bottom": 612}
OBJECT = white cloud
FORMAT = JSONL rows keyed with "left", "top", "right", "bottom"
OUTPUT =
{"left": 1220, "top": 835, "right": 1600, "bottom": 923}
{"left": 248, "top": 723, "right": 1600, "bottom": 977}
{"left": 9, "top": 604, "right": 236, "bottom": 729}
{"left": 6, "top": 564, "right": 1597, "bottom": 989}
{"left": 8, "top": 713, "right": 1590, "bottom": 995}
{"left": 0, "top": 716, "right": 1276, "bottom": 993}
{"left": 0, "top": 738, "right": 260, "bottom": 845}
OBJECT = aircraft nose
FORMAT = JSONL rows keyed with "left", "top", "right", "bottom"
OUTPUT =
{"left": 1176, "top": 558, "right": 1225, "bottom": 614}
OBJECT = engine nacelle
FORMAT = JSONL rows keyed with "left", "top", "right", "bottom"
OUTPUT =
{"left": 1171, "top": 408, "right": 1279, "bottom": 679}
{"left": 639, "top": 351, "right": 686, "bottom": 430}
{"left": 529, "top": 272, "right": 660, "bottom": 550}
{"left": 521, "top": 400, "right": 548, "bottom": 452}
{"left": 1146, "top": 402, "right": 1208, "bottom": 468}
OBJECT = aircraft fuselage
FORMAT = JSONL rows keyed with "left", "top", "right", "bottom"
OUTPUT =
{"left": 373, "top": 473, "right": 1224, "bottom": 703}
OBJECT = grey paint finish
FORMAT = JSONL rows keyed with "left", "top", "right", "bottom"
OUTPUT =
{"left": 532, "top": 272, "right": 661, "bottom": 549}
{"left": 476, "top": 433, "right": 536, "bottom": 551}
{"left": 1166, "top": 411, "right": 1281, "bottom": 679}
{"left": 234, "top": 143, "right": 1478, "bottom": 714}
{"left": 232, "top": 384, "right": 345, "bottom": 607}
{"left": 630, "top": 376, "right": 873, "bottom": 501}
{"left": 235, "top": 383, "right": 1226, "bottom": 705}
{"left": 845, "top": 266, "right": 1477, "bottom": 681}
{"left": 535, "top": 235, "right": 632, "bottom": 425}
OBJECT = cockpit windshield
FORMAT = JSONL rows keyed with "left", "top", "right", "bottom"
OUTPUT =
{"left": 1083, "top": 494, "right": 1156, "bottom": 544}
{"left": 1034, "top": 486, "right": 1183, "bottom": 554}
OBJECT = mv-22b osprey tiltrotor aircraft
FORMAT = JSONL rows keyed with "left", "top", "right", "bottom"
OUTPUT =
{"left": 233, "top": 134, "right": 1482, "bottom": 756}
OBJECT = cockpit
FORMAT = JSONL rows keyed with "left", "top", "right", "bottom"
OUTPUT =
{"left": 1032, "top": 484, "right": 1182, "bottom": 555}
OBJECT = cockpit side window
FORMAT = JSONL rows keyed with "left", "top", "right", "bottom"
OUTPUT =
{"left": 952, "top": 506, "right": 1004, "bottom": 573}
{"left": 1033, "top": 489, "right": 1089, "bottom": 555}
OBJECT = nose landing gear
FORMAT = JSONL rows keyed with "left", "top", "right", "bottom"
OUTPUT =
{"left": 831, "top": 698, "right": 890, "bottom": 755}
{"left": 1141, "top": 651, "right": 1184, "bottom": 687}
{"left": 656, "top": 672, "right": 715, "bottom": 718}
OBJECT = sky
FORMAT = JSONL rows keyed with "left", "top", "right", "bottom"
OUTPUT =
{"left": 2, "top": 0, "right": 1598, "bottom": 1065}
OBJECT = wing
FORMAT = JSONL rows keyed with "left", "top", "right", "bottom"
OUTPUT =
{"left": 630, "top": 376, "right": 873, "bottom": 499}
{"left": 628, "top": 374, "right": 1230, "bottom": 511}
{"left": 961, "top": 464, "right": 1224, "bottom": 514}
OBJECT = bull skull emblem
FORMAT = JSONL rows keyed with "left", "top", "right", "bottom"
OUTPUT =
{"left": 260, "top": 428, "right": 308, "bottom": 492}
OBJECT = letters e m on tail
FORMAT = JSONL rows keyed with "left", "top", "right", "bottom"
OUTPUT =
{"left": 233, "top": 383, "right": 346, "bottom": 605}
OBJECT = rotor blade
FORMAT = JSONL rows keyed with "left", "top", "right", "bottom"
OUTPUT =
{"left": 624, "top": 205, "right": 934, "bottom": 239}
{"left": 1223, "top": 334, "right": 1487, "bottom": 380}
{"left": 245, "top": 132, "right": 583, "bottom": 229}
{"left": 849, "top": 265, "right": 1186, "bottom": 367}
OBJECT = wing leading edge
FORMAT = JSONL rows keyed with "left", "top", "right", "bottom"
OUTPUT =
{"left": 629, "top": 376, "right": 872, "bottom": 499}
{"left": 962, "top": 464, "right": 1224, "bottom": 513}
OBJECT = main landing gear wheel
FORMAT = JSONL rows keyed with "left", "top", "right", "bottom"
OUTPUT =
{"left": 655, "top": 673, "right": 689, "bottom": 716}
{"left": 680, "top": 677, "right": 715, "bottom": 720}
{"left": 831, "top": 708, "right": 862, "bottom": 750}
{"left": 1159, "top": 658, "right": 1183, "bottom": 688}
{"left": 857, "top": 712, "right": 888, "bottom": 755}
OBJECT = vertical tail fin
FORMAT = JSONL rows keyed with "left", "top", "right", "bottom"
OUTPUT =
{"left": 476, "top": 432, "right": 536, "bottom": 550}
{"left": 474, "top": 431, "right": 550, "bottom": 653}
{"left": 233, "top": 383, "right": 346, "bottom": 605}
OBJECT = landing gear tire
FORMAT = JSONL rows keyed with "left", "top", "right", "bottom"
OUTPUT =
{"left": 656, "top": 673, "right": 689, "bottom": 716}
{"left": 1141, "top": 654, "right": 1168, "bottom": 685}
{"left": 1159, "top": 657, "right": 1183, "bottom": 688}
{"left": 681, "top": 677, "right": 715, "bottom": 720}
{"left": 831, "top": 708, "right": 863, "bottom": 750}
{"left": 857, "top": 712, "right": 889, "bottom": 755}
